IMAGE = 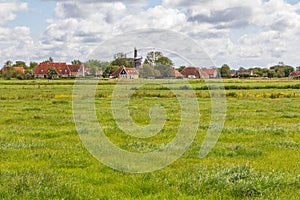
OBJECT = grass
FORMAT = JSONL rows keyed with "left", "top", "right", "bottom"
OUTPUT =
{"left": 0, "top": 78, "right": 299, "bottom": 199}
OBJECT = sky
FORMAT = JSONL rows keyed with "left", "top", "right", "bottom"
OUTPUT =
{"left": 0, "top": 0, "right": 300, "bottom": 69}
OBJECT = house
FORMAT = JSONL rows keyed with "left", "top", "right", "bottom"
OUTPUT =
{"left": 110, "top": 66, "right": 139, "bottom": 79}
{"left": 233, "top": 69, "right": 254, "bottom": 78}
{"left": 12, "top": 66, "right": 25, "bottom": 73}
{"left": 181, "top": 67, "right": 201, "bottom": 78}
{"left": 180, "top": 67, "right": 218, "bottom": 79}
{"left": 35, "top": 62, "right": 69, "bottom": 78}
{"left": 68, "top": 64, "right": 85, "bottom": 77}
{"left": 289, "top": 71, "right": 300, "bottom": 79}
{"left": 202, "top": 68, "right": 218, "bottom": 78}
{"left": 1, "top": 66, "right": 25, "bottom": 73}
{"left": 34, "top": 62, "right": 86, "bottom": 78}
{"left": 173, "top": 68, "right": 183, "bottom": 78}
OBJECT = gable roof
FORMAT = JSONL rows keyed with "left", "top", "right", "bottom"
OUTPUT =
{"left": 125, "top": 68, "right": 139, "bottom": 75}
{"left": 181, "top": 67, "right": 201, "bottom": 78}
{"left": 68, "top": 64, "right": 83, "bottom": 73}
{"left": 174, "top": 68, "right": 183, "bottom": 77}
{"left": 13, "top": 66, "right": 25, "bottom": 73}
{"left": 1, "top": 66, "right": 25, "bottom": 73}
{"left": 110, "top": 66, "right": 138, "bottom": 77}
{"left": 289, "top": 71, "right": 300, "bottom": 78}
{"left": 203, "top": 69, "right": 217, "bottom": 76}
{"left": 110, "top": 66, "right": 125, "bottom": 77}
{"left": 34, "top": 62, "right": 70, "bottom": 75}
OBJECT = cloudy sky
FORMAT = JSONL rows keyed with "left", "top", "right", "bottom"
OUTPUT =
{"left": 1, "top": 0, "right": 300, "bottom": 69}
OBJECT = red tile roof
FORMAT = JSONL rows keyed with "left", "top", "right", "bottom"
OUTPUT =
{"left": 110, "top": 66, "right": 125, "bottom": 77}
{"left": 173, "top": 68, "right": 183, "bottom": 77}
{"left": 34, "top": 62, "right": 71, "bottom": 76}
{"left": 289, "top": 71, "right": 300, "bottom": 78}
{"left": 203, "top": 69, "right": 217, "bottom": 76}
{"left": 125, "top": 68, "right": 139, "bottom": 75}
{"left": 68, "top": 64, "right": 83, "bottom": 73}
{"left": 1, "top": 66, "right": 25, "bottom": 73}
{"left": 110, "top": 66, "right": 138, "bottom": 77}
{"left": 13, "top": 66, "right": 25, "bottom": 73}
{"left": 181, "top": 67, "right": 201, "bottom": 78}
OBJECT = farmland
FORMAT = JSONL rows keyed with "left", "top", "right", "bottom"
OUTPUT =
{"left": 0, "top": 78, "right": 299, "bottom": 199}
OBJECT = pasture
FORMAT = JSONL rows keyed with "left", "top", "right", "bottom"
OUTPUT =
{"left": 0, "top": 79, "right": 299, "bottom": 199}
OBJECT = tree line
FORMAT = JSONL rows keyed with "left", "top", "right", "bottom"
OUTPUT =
{"left": 1, "top": 53, "right": 299, "bottom": 79}
{"left": 219, "top": 63, "right": 297, "bottom": 78}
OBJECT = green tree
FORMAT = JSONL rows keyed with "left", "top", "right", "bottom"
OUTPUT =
{"left": 220, "top": 64, "right": 231, "bottom": 78}
{"left": 138, "top": 64, "right": 161, "bottom": 78}
{"left": 110, "top": 52, "right": 134, "bottom": 68}
{"left": 114, "top": 52, "right": 126, "bottom": 59}
{"left": 44, "top": 57, "right": 54, "bottom": 63}
{"left": 155, "top": 56, "right": 173, "bottom": 67}
{"left": 251, "top": 67, "right": 269, "bottom": 77}
{"left": 270, "top": 64, "right": 294, "bottom": 77}
{"left": 29, "top": 62, "right": 38, "bottom": 69}
{"left": 85, "top": 60, "right": 110, "bottom": 77}
{"left": 143, "top": 51, "right": 174, "bottom": 77}
{"left": 13, "top": 61, "right": 28, "bottom": 68}
{"left": 177, "top": 66, "right": 185, "bottom": 72}
{"left": 1, "top": 68, "right": 24, "bottom": 80}
{"left": 103, "top": 65, "right": 119, "bottom": 78}
{"left": 47, "top": 67, "right": 58, "bottom": 79}
{"left": 4, "top": 60, "right": 12, "bottom": 68}
{"left": 111, "top": 57, "right": 133, "bottom": 68}
{"left": 71, "top": 60, "right": 82, "bottom": 65}
{"left": 144, "top": 51, "right": 163, "bottom": 66}
{"left": 154, "top": 63, "right": 174, "bottom": 77}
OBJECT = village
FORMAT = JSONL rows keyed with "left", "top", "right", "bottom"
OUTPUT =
{"left": 1, "top": 49, "right": 300, "bottom": 80}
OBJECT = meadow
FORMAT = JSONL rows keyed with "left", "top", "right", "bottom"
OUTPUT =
{"left": 0, "top": 78, "right": 299, "bottom": 199}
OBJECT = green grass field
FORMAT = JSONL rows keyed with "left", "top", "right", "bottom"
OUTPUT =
{"left": 0, "top": 79, "right": 299, "bottom": 199}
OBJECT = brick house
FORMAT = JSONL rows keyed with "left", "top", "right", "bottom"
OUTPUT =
{"left": 202, "top": 69, "right": 218, "bottom": 78}
{"left": 181, "top": 67, "right": 201, "bottom": 78}
{"left": 289, "top": 71, "right": 300, "bottom": 79}
{"left": 173, "top": 68, "right": 183, "bottom": 78}
{"left": 1, "top": 66, "right": 25, "bottom": 73}
{"left": 181, "top": 67, "right": 218, "bottom": 78}
{"left": 34, "top": 62, "right": 85, "bottom": 78}
{"left": 110, "top": 66, "right": 139, "bottom": 79}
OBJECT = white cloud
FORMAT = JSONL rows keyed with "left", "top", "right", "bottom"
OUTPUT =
{"left": 1, "top": 0, "right": 300, "bottom": 68}
{"left": 0, "top": 26, "right": 35, "bottom": 63}
{"left": 0, "top": 1, "right": 28, "bottom": 25}
{"left": 0, "top": 1, "right": 34, "bottom": 64}
{"left": 38, "top": 3, "right": 187, "bottom": 62}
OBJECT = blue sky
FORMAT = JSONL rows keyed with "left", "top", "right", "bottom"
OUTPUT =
{"left": 1, "top": 0, "right": 300, "bottom": 69}
{"left": 8, "top": 1, "right": 56, "bottom": 36}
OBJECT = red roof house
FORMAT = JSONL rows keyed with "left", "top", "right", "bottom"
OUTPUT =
{"left": 202, "top": 69, "right": 218, "bottom": 78}
{"left": 68, "top": 64, "right": 85, "bottom": 77}
{"left": 34, "top": 62, "right": 87, "bottom": 78}
{"left": 173, "top": 68, "right": 183, "bottom": 78}
{"left": 181, "top": 67, "right": 201, "bottom": 78}
{"left": 289, "top": 71, "right": 300, "bottom": 79}
{"left": 110, "top": 66, "right": 139, "bottom": 79}
{"left": 181, "top": 67, "right": 218, "bottom": 79}
{"left": 1, "top": 66, "right": 25, "bottom": 73}
{"left": 34, "top": 62, "right": 70, "bottom": 78}
{"left": 13, "top": 66, "right": 25, "bottom": 73}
